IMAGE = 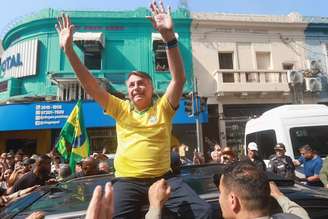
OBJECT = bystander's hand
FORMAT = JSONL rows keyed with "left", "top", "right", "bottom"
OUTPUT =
{"left": 85, "top": 182, "right": 113, "bottom": 219}
{"left": 26, "top": 211, "right": 45, "bottom": 219}
{"left": 19, "top": 185, "right": 40, "bottom": 196}
{"left": 0, "top": 195, "right": 8, "bottom": 207}
{"left": 46, "top": 178, "right": 58, "bottom": 185}
{"left": 293, "top": 159, "right": 301, "bottom": 167}
{"left": 269, "top": 181, "right": 284, "bottom": 199}
{"left": 148, "top": 178, "right": 171, "bottom": 209}
{"left": 4, "top": 185, "right": 39, "bottom": 205}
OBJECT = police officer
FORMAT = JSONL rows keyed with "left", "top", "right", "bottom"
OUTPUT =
{"left": 268, "top": 143, "right": 295, "bottom": 179}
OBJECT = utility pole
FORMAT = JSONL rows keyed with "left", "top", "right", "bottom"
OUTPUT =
{"left": 194, "top": 77, "right": 204, "bottom": 153}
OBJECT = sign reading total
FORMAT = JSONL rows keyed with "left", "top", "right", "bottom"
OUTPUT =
{"left": 0, "top": 39, "right": 38, "bottom": 78}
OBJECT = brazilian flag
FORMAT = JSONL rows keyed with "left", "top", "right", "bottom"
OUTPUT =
{"left": 55, "top": 100, "right": 90, "bottom": 172}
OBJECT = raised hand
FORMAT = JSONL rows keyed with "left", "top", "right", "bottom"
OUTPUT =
{"left": 148, "top": 178, "right": 171, "bottom": 209}
{"left": 147, "top": 0, "right": 175, "bottom": 42}
{"left": 85, "top": 183, "right": 113, "bottom": 219}
{"left": 55, "top": 13, "right": 74, "bottom": 52}
{"left": 26, "top": 211, "right": 45, "bottom": 219}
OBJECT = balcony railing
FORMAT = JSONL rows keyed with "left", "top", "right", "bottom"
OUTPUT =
{"left": 214, "top": 70, "right": 290, "bottom": 95}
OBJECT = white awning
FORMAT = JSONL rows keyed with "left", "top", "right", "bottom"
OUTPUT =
{"left": 73, "top": 32, "right": 105, "bottom": 48}
{"left": 151, "top": 33, "right": 179, "bottom": 41}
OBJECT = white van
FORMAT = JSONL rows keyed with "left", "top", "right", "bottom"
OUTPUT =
{"left": 244, "top": 104, "right": 328, "bottom": 163}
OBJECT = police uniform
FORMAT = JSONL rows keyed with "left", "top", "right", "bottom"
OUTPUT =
{"left": 268, "top": 154, "right": 295, "bottom": 179}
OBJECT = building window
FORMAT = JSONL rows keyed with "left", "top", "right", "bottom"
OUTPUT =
{"left": 0, "top": 81, "right": 8, "bottom": 93}
{"left": 88, "top": 128, "right": 117, "bottom": 154}
{"left": 73, "top": 32, "right": 104, "bottom": 70}
{"left": 57, "top": 80, "right": 107, "bottom": 101}
{"left": 283, "top": 63, "right": 294, "bottom": 70}
{"left": 256, "top": 52, "right": 271, "bottom": 70}
{"left": 85, "top": 50, "right": 101, "bottom": 70}
{"left": 222, "top": 73, "right": 234, "bottom": 83}
{"left": 290, "top": 126, "right": 328, "bottom": 158}
{"left": 153, "top": 40, "right": 169, "bottom": 72}
{"left": 218, "top": 52, "right": 233, "bottom": 69}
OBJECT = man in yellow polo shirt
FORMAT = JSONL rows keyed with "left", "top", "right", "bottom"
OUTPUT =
{"left": 56, "top": 1, "right": 211, "bottom": 218}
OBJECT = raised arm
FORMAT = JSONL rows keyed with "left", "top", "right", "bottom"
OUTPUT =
{"left": 148, "top": 0, "right": 186, "bottom": 109}
{"left": 55, "top": 14, "right": 108, "bottom": 109}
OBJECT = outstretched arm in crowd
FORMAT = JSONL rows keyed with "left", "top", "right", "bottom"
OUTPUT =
{"left": 85, "top": 182, "right": 113, "bottom": 219}
{"left": 55, "top": 14, "right": 108, "bottom": 109}
{"left": 269, "top": 182, "right": 310, "bottom": 219}
{"left": 26, "top": 211, "right": 45, "bottom": 219}
{"left": 145, "top": 178, "right": 171, "bottom": 219}
{"left": 83, "top": 179, "right": 170, "bottom": 219}
{"left": 1, "top": 185, "right": 39, "bottom": 207}
{"left": 147, "top": 0, "right": 186, "bottom": 108}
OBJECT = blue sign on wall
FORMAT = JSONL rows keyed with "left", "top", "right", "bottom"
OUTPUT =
{"left": 0, "top": 100, "right": 207, "bottom": 132}
{"left": 1, "top": 53, "right": 23, "bottom": 72}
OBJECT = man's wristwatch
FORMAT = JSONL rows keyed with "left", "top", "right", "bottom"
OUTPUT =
{"left": 165, "top": 38, "right": 178, "bottom": 49}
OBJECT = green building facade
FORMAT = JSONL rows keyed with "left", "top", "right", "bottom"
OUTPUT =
{"left": 1, "top": 8, "right": 193, "bottom": 101}
{"left": 0, "top": 8, "right": 201, "bottom": 155}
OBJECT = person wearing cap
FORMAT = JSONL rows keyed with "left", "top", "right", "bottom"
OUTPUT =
{"left": 246, "top": 142, "right": 266, "bottom": 171}
{"left": 268, "top": 143, "right": 295, "bottom": 179}
{"left": 55, "top": 1, "right": 211, "bottom": 218}
{"left": 9, "top": 155, "right": 53, "bottom": 194}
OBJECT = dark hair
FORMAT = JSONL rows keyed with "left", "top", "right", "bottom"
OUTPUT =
{"left": 36, "top": 155, "right": 51, "bottom": 165}
{"left": 127, "top": 71, "right": 153, "bottom": 84}
{"left": 299, "top": 144, "right": 312, "bottom": 152}
{"left": 220, "top": 161, "right": 270, "bottom": 214}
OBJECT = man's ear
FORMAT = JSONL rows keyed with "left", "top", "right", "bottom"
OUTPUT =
{"left": 230, "top": 192, "right": 241, "bottom": 213}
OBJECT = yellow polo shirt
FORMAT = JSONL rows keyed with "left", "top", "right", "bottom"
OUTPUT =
{"left": 104, "top": 93, "right": 175, "bottom": 178}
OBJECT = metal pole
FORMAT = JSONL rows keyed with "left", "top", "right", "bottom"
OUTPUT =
{"left": 196, "top": 116, "right": 204, "bottom": 153}
{"left": 194, "top": 77, "right": 204, "bottom": 153}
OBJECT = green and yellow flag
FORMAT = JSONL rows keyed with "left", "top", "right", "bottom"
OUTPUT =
{"left": 55, "top": 100, "right": 90, "bottom": 172}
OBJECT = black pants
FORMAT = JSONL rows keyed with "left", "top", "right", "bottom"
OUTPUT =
{"left": 112, "top": 175, "right": 212, "bottom": 219}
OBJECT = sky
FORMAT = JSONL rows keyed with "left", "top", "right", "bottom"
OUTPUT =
{"left": 0, "top": 0, "right": 328, "bottom": 38}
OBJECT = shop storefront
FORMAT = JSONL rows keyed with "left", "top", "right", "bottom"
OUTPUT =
{"left": 0, "top": 99, "right": 207, "bottom": 154}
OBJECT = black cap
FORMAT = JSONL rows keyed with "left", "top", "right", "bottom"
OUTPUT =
{"left": 22, "top": 158, "right": 35, "bottom": 166}
{"left": 274, "top": 143, "right": 286, "bottom": 151}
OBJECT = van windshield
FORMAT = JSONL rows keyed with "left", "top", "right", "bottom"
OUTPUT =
{"left": 290, "top": 126, "right": 328, "bottom": 158}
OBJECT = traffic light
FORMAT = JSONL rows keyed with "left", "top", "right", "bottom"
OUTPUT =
{"left": 200, "top": 97, "right": 207, "bottom": 112}
{"left": 184, "top": 93, "right": 194, "bottom": 116}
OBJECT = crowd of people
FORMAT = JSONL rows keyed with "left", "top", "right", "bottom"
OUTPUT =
{"left": 0, "top": 0, "right": 327, "bottom": 218}
{"left": 182, "top": 141, "right": 328, "bottom": 188}
{"left": 0, "top": 150, "right": 112, "bottom": 208}
{"left": 0, "top": 148, "right": 313, "bottom": 219}
{"left": 0, "top": 141, "right": 326, "bottom": 218}
{"left": 82, "top": 160, "right": 311, "bottom": 219}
